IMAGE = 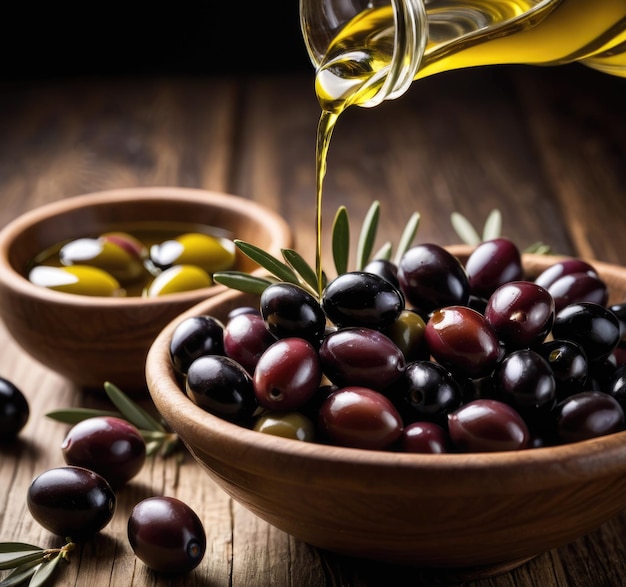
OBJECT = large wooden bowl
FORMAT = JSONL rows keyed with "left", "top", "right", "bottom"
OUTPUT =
{"left": 0, "top": 187, "right": 292, "bottom": 392}
{"left": 146, "top": 249, "right": 626, "bottom": 576}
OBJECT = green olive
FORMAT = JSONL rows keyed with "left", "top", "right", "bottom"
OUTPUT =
{"left": 28, "top": 265, "right": 123, "bottom": 297}
{"left": 59, "top": 237, "right": 146, "bottom": 283}
{"left": 144, "top": 264, "right": 213, "bottom": 297}
{"left": 253, "top": 411, "right": 316, "bottom": 441}
{"left": 385, "top": 309, "right": 428, "bottom": 362}
{"left": 149, "top": 233, "right": 236, "bottom": 273}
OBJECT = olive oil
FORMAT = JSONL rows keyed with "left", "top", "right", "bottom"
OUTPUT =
{"left": 311, "top": 0, "right": 626, "bottom": 291}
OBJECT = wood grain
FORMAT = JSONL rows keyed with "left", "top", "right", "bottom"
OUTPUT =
{"left": 1, "top": 64, "right": 626, "bottom": 586}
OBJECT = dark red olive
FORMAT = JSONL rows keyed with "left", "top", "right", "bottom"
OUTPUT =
{"left": 424, "top": 306, "right": 501, "bottom": 378}
{"left": 27, "top": 466, "right": 116, "bottom": 538}
{"left": 397, "top": 243, "right": 470, "bottom": 314}
{"left": 400, "top": 421, "right": 449, "bottom": 453}
{"left": 464, "top": 238, "right": 523, "bottom": 298}
{"left": 319, "top": 327, "right": 406, "bottom": 391}
{"left": 534, "top": 258, "right": 599, "bottom": 289}
{"left": 253, "top": 337, "right": 322, "bottom": 410}
{"left": 61, "top": 416, "right": 146, "bottom": 488}
{"left": 485, "top": 281, "right": 555, "bottom": 348}
{"left": 128, "top": 496, "right": 206, "bottom": 574}
{"left": 448, "top": 399, "right": 529, "bottom": 452}
{"left": 318, "top": 386, "right": 403, "bottom": 450}
{"left": 224, "top": 311, "right": 276, "bottom": 374}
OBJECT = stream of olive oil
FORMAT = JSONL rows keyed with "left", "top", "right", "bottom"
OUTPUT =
{"left": 313, "top": 0, "right": 626, "bottom": 291}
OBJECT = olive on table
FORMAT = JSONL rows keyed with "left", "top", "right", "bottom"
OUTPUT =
{"left": 0, "top": 377, "right": 29, "bottom": 442}
{"left": 61, "top": 416, "right": 146, "bottom": 489}
{"left": 27, "top": 466, "right": 116, "bottom": 538}
{"left": 128, "top": 496, "right": 206, "bottom": 574}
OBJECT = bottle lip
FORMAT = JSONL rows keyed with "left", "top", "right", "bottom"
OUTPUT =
{"left": 300, "top": 0, "right": 427, "bottom": 108}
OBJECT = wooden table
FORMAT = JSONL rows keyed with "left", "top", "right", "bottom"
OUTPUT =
{"left": 1, "top": 63, "right": 626, "bottom": 586}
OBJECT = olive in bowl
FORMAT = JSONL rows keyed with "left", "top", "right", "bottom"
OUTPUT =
{"left": 0, "top": 187, "right": 292, "bottom": 392}
{"left": 146, "top": 247, "right": 626, "bottom": 575}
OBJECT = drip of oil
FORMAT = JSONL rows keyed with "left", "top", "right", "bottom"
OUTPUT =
{"left": 313, "top": 0, "right": 626, "bottom": 293}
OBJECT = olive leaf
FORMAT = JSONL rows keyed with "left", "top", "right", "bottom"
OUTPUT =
{"left": 372, "top": 242, "right": 392, "bottom": 261}
{"left": 450, "top": 211, "right": 482, "bottom": 246}
{"left": 482, "top": 209, "right": 502, "bottom": 241}
{"left": 356, "top": 201, "right": 380, "bottom": 270}
{"left": 393, "top": 211, "right": 421, "bottom": 265}
{"left": 232, "top": 241, "right": 301, "bottom": 285}
{"left": 280, "top": 249, "right": 319, "bottom": 294}
{"left": 0, "top": 539, "right": 74, "bottom": 587}
{"left": 332, "top": 206, "right": 350, "bottom": 276}
{"left": 212, "top": 272, "right": 274, "bottom": 295}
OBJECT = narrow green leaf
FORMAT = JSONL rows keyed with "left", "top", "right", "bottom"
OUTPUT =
{"left": 213, "top": 271, "right": 273, "bottom": 294}
{"left": 393, "top": 211, "right": 421, "bottom": 265}
{"left": 372, "top": 241, "right": 392, "bottom": 261}
{"left": 356, "top": 201, "right": 380, "bottom": 270}
{"left": 0, "top": 545, "right": 41, "bottom": 554}
{"left": 29, "top": 555, "right": 60, "bottom": 587}
{"left": 331, "top": 206, "right": 349, "bottom": 276}
{"left": 281, "top": 249, "right": 319, "bottom": 293}
{"left": 233, "top": 240, "right": 300, "bottom": 284}
{"left": 46, "top": 408, "right": 122, "bottom": 425}
{"left": 482, "top": 209, "right": 502, "bottom": 241}
{"left": 450, "top": 212, "right": 481, "bottom": 246}
{"left": 0, "top": 550, "right": 44, "bottom": 571}
{"left": 103, "top": 382, "right": 166, "bottom": 433}
{"left": 0, "top": 562, "right": 40, "bottom": 587}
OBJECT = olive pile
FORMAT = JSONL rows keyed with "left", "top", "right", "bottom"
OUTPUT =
{"left": 27, "top": 227, "right": 236, "bottom": 297}
{"left": 169, "top": 237, "right": 626, "bottom": 453}
{"left": 25, "top": 416, "right": 206, "bottom": 574}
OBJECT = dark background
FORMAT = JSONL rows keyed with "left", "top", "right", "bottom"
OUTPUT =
{"left": 2, "top": 5, "right": 311, "bottom": 81}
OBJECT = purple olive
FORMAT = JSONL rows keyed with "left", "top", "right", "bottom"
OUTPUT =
{"left": 128, "top": 496, "right": 206, "bottom": 574}
{"left": 61, "top": 416, "right": 146, "bottom": 489}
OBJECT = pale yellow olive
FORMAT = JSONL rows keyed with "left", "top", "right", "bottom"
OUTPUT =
{"left": 28, "top": 265, "right": 123, "bottom": 297}
{"left": 253, "top": 411, "right": 316, "bottom": 441}
{"left": 149, "top": 233, "right": 236, "bottom": 273}
{"left": 59, "top": 236, "right": 146, "bottom": 283}
{"left": 144, "top": 264, "right": 213, "bottom": 297}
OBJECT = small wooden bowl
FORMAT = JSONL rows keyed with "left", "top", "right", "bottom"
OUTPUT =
{"left": 0, "top": 187, "right": 292, "bottom": 392}
{"left": 146, "top": 249, "right": 626, "bottom": 576}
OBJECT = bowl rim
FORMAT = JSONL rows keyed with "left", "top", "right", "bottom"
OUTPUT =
{"left": 0, "top": 186, "right": 292, "bottom": 308}
{"left": 146, "top": 257, "right": 626, "bottom": 497}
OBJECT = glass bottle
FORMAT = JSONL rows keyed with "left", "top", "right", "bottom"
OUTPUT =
{"left": 300, "top": 0, "right": 626, "bottom": 113}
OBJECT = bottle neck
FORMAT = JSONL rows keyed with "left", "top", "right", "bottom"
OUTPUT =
{"left": 301, "top": 0, "right": 428, "bottom": 111}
